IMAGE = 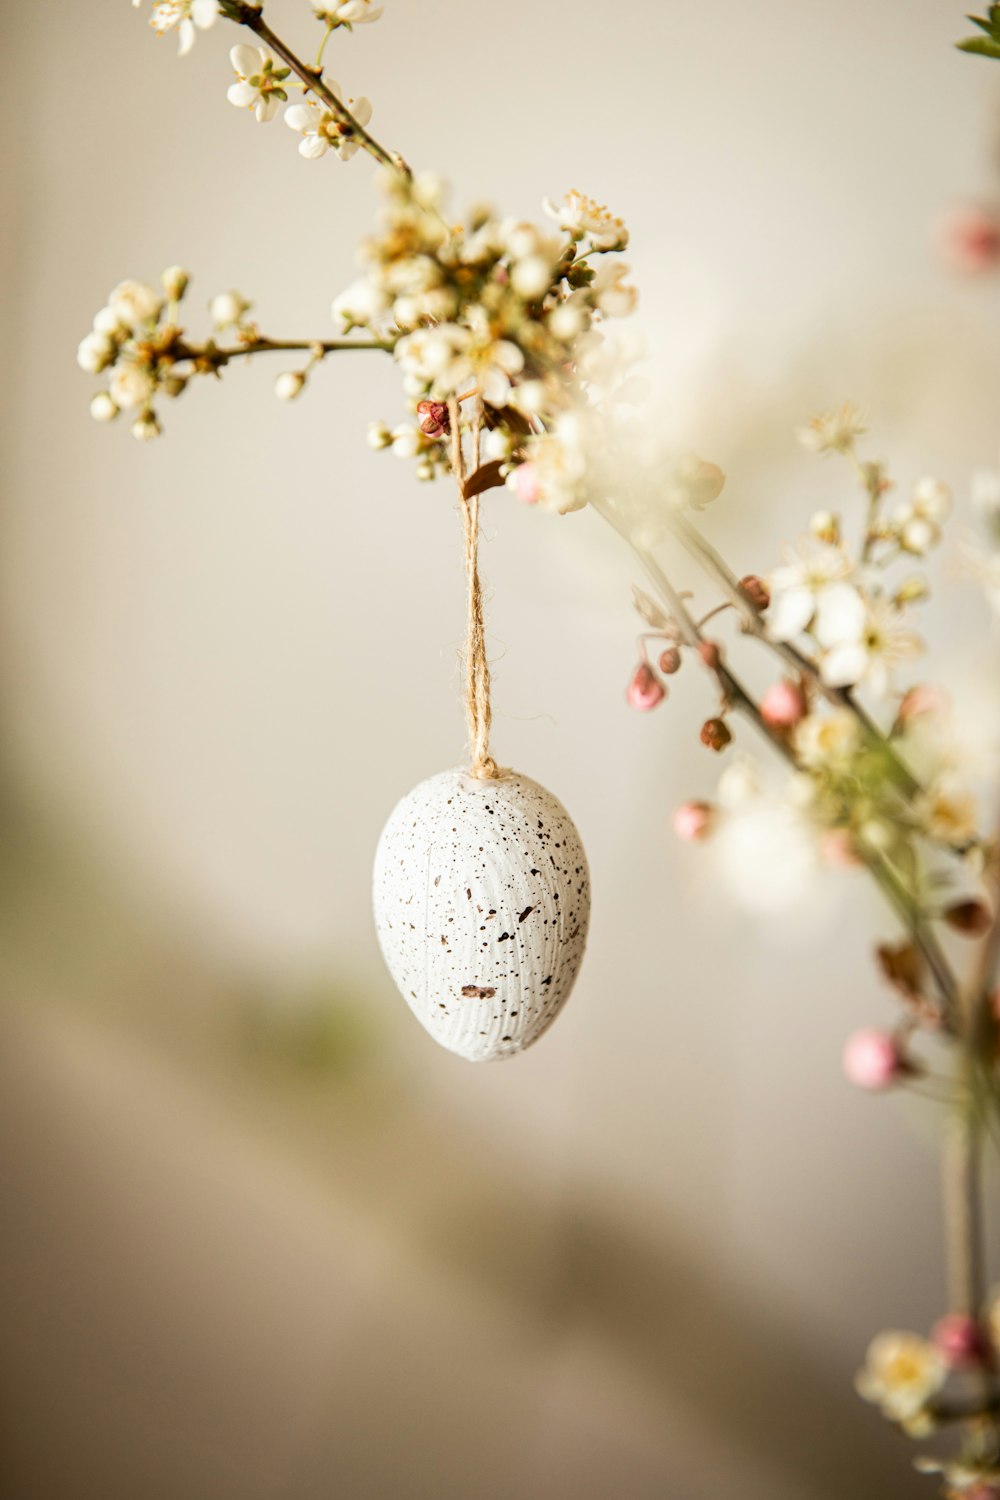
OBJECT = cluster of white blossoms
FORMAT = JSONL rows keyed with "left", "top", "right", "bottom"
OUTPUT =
{"left": 356, "top": 174, "right": 639, "bottom": 503}
{"left": 77, "top": 269, "right": 268, "bottom": 439}
{"left": 764, "top": 417, "right": 952, "bottom": 699}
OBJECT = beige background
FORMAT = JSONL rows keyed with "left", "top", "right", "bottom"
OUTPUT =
{"left": 3, "top": 2, "right": 1000, "bottom": 1496}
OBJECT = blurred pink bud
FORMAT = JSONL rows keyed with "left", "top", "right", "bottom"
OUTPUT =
{"left": 698, "top": 640, "right": 723, "bottom": 670}
{"left": 842, "top": 1029, "right": 905, "bottom": 1090}
{"left": 658, "top": 646, "right": 682, "bottom": 675}
{"left": 897, "top": 684, "right": 947, "bottom": 722}
{"left": 761, "top": 678, "right": 806, "bottom": 728}
{"left": 820, "top": 828, "right": 861, "bottom": 868}
{"left": 739, "top": 574, "right": 771, "bottom": 610}
{"left": 699, "top": 716, "right": 732, "bottom": 752}
{"left": 416, "top": 399, "right": 450, "bottom": 437}
{"left": 626, "top": 662, "right": 666, "bottom": 711}
{"left": 932, "top": 1313, "right": 993, "bottom": 1370}
{"left": 938, "top": 204, "right": 1000, "bottom": 275}
{"left": 511, "top": 462, "right": 540, "bottom": 505}
{"left": 673, "top": 801, "right": 713, "bottom": 841}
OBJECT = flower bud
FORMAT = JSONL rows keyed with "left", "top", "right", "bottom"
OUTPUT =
{"left": 415, "top": 459, "right": 436, "bottom": 482}
{"left": 842, "top": 1028, "right": 905, "bottom": 1090}
{"left": 698, "top": 640, "right": 723, "bottom": 671}
{"left": 275, "top": 370, "right": 306, "bottom": 402}
{"left": 700, "top": 717, "right": 731, "bottom": 752}
{"left": 130, "top": 411, "right": 161, "bottom": 443}
{"left": 367, "top": 421, "right": 393, "bottom": 450}
{"left": 210, "top": 290, "right": 251, "bottom": 329}
{"left": 391, "top": 423, "right": 422, "bottom": 460}
{"left": 161, "top": 265, "right": 190, "bottom": 301}
{"left": 672, "top": 801, "right": 713, "bottom": 841}
{"left": 77, "top": 332, "right": 116, "bottom": 374}
{"left": 897, "top": 684, "right": 947, "bottom": 722}
{"left": 931, "top": 1313, "right": 993, "bottom": 1370}
{"left": 658, "top": 646, "right": 681, "bottom": 675}
{"left": 89, "top": 392, "right": 119, "bottom": 423}
{"left": 761, "top": 678, "right": 806, "bottom": 728}
{"left": 739, "top": 574, "right": 770, "bottom": 610}
{"left": 809, "top": 510, "right": 840, "bottom": 544}
{"left": 944, "top": 900, "right": 992, "bottom": 936}
{"left": 109, "top": 279, "right": 164, "bottom": 330}
{"left": 509, "top": 462, "right": 540, "bottom": 506}
{"left": 819, "top": 828, "right": 860, "bottom": 868}
{"left": 416, "top": 399, "right": 449, "bottom": 437}
{"left": 626, "top": 662, "right": 666, "bottom": 711}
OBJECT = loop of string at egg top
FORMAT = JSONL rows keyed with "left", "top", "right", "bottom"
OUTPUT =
{"left": 448, "top": 395, "right": 500, "bottom": 781}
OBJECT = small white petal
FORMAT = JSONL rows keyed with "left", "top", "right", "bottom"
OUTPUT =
{"left": 352, "top": 96, "right": 373, "bottom": 127}
{"left": 767, "top": 586, "right": 815, "bottom": 641}
{"left": 177, "top": 19, "right": 196, "bottom": 54}
{"left": 821, "top": 642, "right": 868, "bottom": 687}
{"left": 300, "top": 135, "right": 328, "bottom": 159}
{"left": 230, "top": 43, "right": 263, "bottom": 76}
{"left": 191, "top": 0, "right": 219, "bottom": 26}
{"left": 256, "top": 95, "right": 280, "bottom": 123}
{"left": 814, "top": 583, "right": 866, "bottom": 648}
{"left": 228, "top": 81, "right": 257, "bottom": 107}
{"left": 284, "top": 103, "right": 319, "bottom": 132}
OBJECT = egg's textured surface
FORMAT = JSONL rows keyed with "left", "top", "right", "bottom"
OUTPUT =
{"left": 373, "top": 768, "right": 590, "bottom": 1062}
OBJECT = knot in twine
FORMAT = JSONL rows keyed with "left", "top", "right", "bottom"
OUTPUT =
{"left": 448, "top": 396, "right": 501, "bottom": 781}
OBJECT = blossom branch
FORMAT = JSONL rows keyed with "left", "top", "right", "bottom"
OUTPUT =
{"left": 229, "top": 3, "right": 411, "bottom": 176}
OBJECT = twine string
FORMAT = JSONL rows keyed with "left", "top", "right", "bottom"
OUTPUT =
{"left": 449, "top": 396, "right": 499, "bottom": 780}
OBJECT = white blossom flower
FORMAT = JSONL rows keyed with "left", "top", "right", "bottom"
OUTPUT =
{"left": 766, "top": 538, "right": 855, "bottom": 640}
{"left": 134, "top": 0, "right": 219, "bottom": 56}
{"left": 913, "top": 778, "right": 978, "bottom": 845}
{"left": 797, "top": 402, "right": 866, "bottom": 455}
{"left": 543, "top": 190, "right": 629, "bottom": 251}
{"left": 227, "top": 45, "right": 287, "bottom": 123}
{"left": 507, "top": 412, "right": 590, "bottom": 515}
{"left": 90, "top": 392, "right": 119, "bottom": 422}
{"left": 274, "top": 371, "right": 306, "bottom": 401}
{"left": 77, "top": 331, "right": 117, "bottom": 374}
{"left": 314, "top": 0, "right": 384, "bottom": 25}
{"left": 855, "top": 1331, "right": 946, "bottom": 1422}
{"left": 109, "top": 363, "right": 157, "bottom": 411}
{"left": 590, "top": 259, "right": 638, "bottom": 318}
{"left": 332, "top": 277, "right": 390, "bottom": 326}
{"left": 817, "top": 591, "right": 922, "bottom": 697}
{"left": 108, "top": 279, "right": 164, "bottom": 330}
{"left": 892, "top": 477, "right": 952, "bottom": 554}
{"left": 793, "top": 709, "right": 861, "bottom": 769}
{"left": 209, "top": 290, "right": 251, "bottom": 329}
{"left": 284, "top": 84, "right": 372, "bottom": 160}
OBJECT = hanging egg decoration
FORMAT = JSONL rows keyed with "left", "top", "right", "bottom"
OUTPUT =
{"left": 373, "top": 768, "right": 590, "bottom": 1061}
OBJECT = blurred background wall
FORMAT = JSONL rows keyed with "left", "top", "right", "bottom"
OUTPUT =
{"left": 2, "top": 2, "right": 1000, "bottom": 1497}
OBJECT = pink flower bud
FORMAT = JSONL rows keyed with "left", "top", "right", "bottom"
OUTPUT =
{"left": 511, "top": 462, "right": 540, "bottom": 506}
{"left": 897, "top": 684, "right": 947, "bottom": 722}
{"left": 626, "top": 662, "right": 666, "bottom": 711}
{"left": 673, "top": 801, "right": 713, "bottom": 841}
{"left": 842, "top": 1029, "right": 905, "bottom": 1091}
{"left": 698, "top": 640, "right": 723, "bottom": 671}
{"left": 699, "top": 717, "right": 731, "bottom": 752}
{"left": 760, "top": 678, "right": 806, "bottom": 728}
{"left": 820, "top": 828, "right": 861, "bottom": 868}
{"left": 937, "top": 204, "right": 1000, "bottom": 275}
{"left": 932, "top": 1313, "right": 993, "bottom": 1370}
{"left": 416, "top": 399, "right": 450, "bottom": 437}
{"left": 944, "top": 900, "right": 992, "bottom": 936}
{"left": 658, "top": 646, "right": 682, "bottom": 675}
{"left": 739, "top": 574, "right": 771, "bottom": 610}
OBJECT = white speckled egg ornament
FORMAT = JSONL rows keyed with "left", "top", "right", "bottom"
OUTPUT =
{"left": 372, "top": 769, "right": 590, "bottom": 1061}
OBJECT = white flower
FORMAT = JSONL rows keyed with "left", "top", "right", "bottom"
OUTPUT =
{"left": 109, "top": 363, "right": 156, "bottom": 411}
{"left": 590, "top": 259, "right": 638, "bottom": 318}
{"left": 793, "top": 709, "right": 861, "bottom": 769}
{"left": 713, "top": 799, "right": 822, "bottom": 914}
{"left": 274, "top": 371, "right": 306, "bottom": 401}
{"left": 332, "top": 277, "right": 390, "bottom": 326}
{"left": 543, "top": 190, "right": 629, "bottom": 251}
{"left": 766, "top": 538, "right": 855, "bottom": 640}
{"left": 315, "top": 0, "right": 384, "bottom": 24}
{"left": 108, "top": 279, "right": 163, "bottom": 330}
{"left": 136, "top": 0, "right": 219, "bottom": 55}
{"left": 90, "top": 392, "right": 119, "bottom": 422}
{"left": 209, "top": 290, "right": 251, "bottom": 329}
{"left": 797, "top": 402, "right": 866, "bottom": 455}
{"left": 284, "top": 83, "right": 372, "bottom": 160}
{"left": 77, "top": 331, "right": 117, "bottom": 374}
{"left": 390, "top": 423, "right": 424, "bottom": 459}
{"left": 855, "top": 1331, "right": 946, "bottom": 1422}
{"left": 507, "top": 412, "right": 590, "bottom": 515}
{"left": 817, "top": 592, "right": 922, "bottom": 697}
{"left": 227, "top": 45, "right": 286, "bottom": 123}
{"left": 161, "top": 265, "right": 190, "bottom": 301}
{"left": 913, "top": 778, "right": 978, "bottom": 845}
{"left": 892, "top": 477, "right": 952, "bottom": 554}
